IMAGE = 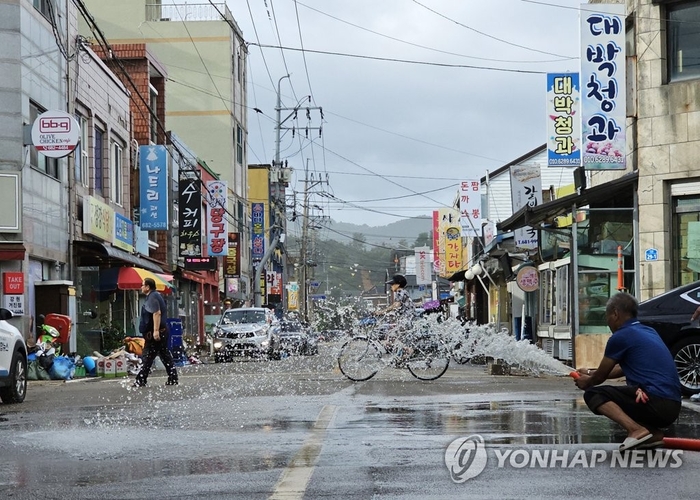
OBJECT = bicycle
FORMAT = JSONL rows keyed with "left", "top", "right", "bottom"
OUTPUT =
{"left": 337, "top": 321, "right": 450, "bottom": 381}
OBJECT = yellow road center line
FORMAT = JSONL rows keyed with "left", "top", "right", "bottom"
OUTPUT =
{"left": 269, "top": 404, "right": 337, "bottom": 500}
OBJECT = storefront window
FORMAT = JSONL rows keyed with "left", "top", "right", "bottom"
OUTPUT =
{"left": 673, "top": 195, "right": 700, "bottom": 286}
{"left": 576, "top": 208, "right": 635, "bottom": 332}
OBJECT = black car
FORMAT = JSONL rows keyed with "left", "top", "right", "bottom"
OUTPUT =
{"left": 637, "top": 281, "right": 700, "bottom": 396}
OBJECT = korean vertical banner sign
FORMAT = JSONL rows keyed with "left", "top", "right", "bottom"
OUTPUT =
{"left": 510, "top": 165, "right": 542, "bottom": 250}
{"left": 459, "top": 180, "right": 481, "bottom": 237}
{"left": 139, "top": 145, "right": 169, "bottom": 230}
{"left": 206, "top": 180, "right": 228, "bottom": 257}
{"left": 224, "top": 232, "right": 240, "bottom": 278}
{"left": 438, "top": 208, "right": 462, "bottom": 277}
{"left": 432, "top": 211, "right": 440, "bottom": 274}
{"left": 251, "top": 203, "right": 265, "bottom": 260}
{"left": 415, "top": 246, "right": 431, "bottom": 285}
{"left": 178, "top": 174, "right": 201, "bottom": 256}
{"left": 547, "top": 73, "right": 581, "bottom": 166}
{"left": 581, "top": 3, "right": 626, "bottom": 170}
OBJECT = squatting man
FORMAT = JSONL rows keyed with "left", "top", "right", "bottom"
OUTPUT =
{"left": 574, "top": 293, "right": 681, "bottom": 451}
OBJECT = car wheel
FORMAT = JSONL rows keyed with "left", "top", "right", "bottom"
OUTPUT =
{"left": 0, "top": 350, "right": 27, "bottom": 404}
{"left": 670, "top": 336, "right": 700, "bottom": 396}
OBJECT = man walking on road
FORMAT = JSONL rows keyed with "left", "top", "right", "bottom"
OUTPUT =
{"left": 133, "top": 277, "right": 178, "bottom": 387}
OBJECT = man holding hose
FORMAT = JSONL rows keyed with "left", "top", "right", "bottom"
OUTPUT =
{"left": 574, "top": 293, "right": 681, "bottom": 451}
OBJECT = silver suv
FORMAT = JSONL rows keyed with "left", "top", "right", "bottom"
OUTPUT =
{"left": 0, "top": 308, "right": 27, "bottom": 404}
{"left": 213, "top": 307, "right": 276, "bottom": 361}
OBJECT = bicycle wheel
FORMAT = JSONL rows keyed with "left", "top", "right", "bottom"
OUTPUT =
{"left": 338, "top": 337, "right": 382, "bottom": 381}
{"left": 407, "top": 345, "right": 450, "bottom": 380}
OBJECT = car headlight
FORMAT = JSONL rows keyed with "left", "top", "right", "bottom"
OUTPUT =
{"left": 214, "top": 341, "right": 222, "bottom": 349}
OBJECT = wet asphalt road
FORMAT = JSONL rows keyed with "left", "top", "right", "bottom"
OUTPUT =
{"left": 1, "top": 343, "right": 700, "bottom": 499}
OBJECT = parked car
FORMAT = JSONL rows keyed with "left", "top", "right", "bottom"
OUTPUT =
{"left": 212, "top": 307, "right": 276, "bottom": 362}
{"left": 0, "top": 308, "right": 27, "bottom": 404}
{"left": 637, "top": 281, "right": 700, "bottom": 396}
{"left": 270, "top": 321, "right": 317, "bottom": 358}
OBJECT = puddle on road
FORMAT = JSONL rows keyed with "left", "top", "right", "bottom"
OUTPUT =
{"left": 363, "top": 400, "right": 700, "bottom": 445}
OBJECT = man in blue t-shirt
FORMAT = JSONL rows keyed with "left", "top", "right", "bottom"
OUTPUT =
{"left": 574, "top": 293, "right": 681, "bottom": 451}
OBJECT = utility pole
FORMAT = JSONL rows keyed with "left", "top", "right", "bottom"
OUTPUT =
{"left": 274, "top": 75, "right": 324, "bottom": 319}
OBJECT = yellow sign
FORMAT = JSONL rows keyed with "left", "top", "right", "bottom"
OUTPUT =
{"left": 439, "top": 208, "right": 463, "bottom": 276}
{"left": 82, "top": 196, "right": 114, "bottom": 242}
{"left": 288, "top": 282, "right": 299, "bottom": 310}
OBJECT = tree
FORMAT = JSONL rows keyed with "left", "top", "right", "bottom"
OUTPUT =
{"left": 349, "top": 232, "right": 367, "bottom": 251}
{"left": 413, "top": 232, "right": 431, "bottom": 248}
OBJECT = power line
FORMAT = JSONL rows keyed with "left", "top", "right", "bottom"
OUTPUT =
{"left": 296, "top": 0, "right": 574, "bottom": 64}
{"left": 171, "top": 2, "right": 232, "bottom": 115}
{"left": 74, "top": 0, "right": 246, "bottom": 229}
{"left": 250, "top": 43, "right": 550, "bottom": 74}
{"left": 269, "top": 0, "right": 299, "bottom": 102}
{"left": 293, "top": 0, "right": 317, "bottom": 103}
{"left": 241, "top": 0, "right": 276, "bottom": 89}
{"left": 411, "top": 0, "right": 571, "bottom": 59}
{"left": 325, "top": 110, "right": 505, "bottom": 163}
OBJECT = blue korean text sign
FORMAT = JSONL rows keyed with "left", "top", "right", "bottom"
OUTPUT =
{"left": 139, "top": 145, "right": 169, "bottom": 230}
{"left": 580, "top": 3, "right": 626, "bottom": 170}
{"left": 251, "top": 202, "right": 265, "bottom": 260}
{"left": 546, "top": 73, "right": 581, "bottom": 166}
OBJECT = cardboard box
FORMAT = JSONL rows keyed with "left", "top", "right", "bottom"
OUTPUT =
{"left": 96, "top": 358, "right": 106, "bottom": 377}
{"left": 103, "top": 358, "right": 116, "bottom": 378}
{"left": 114, "top": 356, "right": 127, "bottom": 377}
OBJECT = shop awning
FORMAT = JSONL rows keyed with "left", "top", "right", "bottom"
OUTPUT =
{"left": 74, "top": 241, "right": 164, "bottom": 272}
{"left": 0, "top": 242, "right": 26, "bottom": 261}
{"left": 498, "top": 172, "right": 638, "bottom": 233}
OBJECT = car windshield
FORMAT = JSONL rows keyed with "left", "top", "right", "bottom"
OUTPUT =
{"left": 222, "top": 310, "right": 266, "bottom": 324}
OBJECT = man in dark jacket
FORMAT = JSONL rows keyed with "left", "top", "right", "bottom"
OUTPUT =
{"left": 133, "top": 277, "right": 178, "bottom": 387}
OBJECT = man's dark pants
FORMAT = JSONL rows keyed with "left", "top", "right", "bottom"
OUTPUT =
{"left": 135, "top": 334, "right": 178, "bottom": 386}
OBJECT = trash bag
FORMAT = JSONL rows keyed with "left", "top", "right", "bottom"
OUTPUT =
{"left": 38, "top": 353, "right": 55, "bottom": 371}
{"left": 49, "top": 356, "right": 75, "bottom": 380}
{"left": 28, "top": 360, "right": 51, "bottom": 380}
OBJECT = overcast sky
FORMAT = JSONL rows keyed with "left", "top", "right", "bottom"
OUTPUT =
{"left": 228, "top": 0, "right": 584, "bottom": 232}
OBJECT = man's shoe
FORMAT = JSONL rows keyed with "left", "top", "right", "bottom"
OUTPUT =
{"left": 132, "top": 382, "right": 145, "bottom": 388}
{"left": 165, "top": 380, "right": 179, "bottom": 386}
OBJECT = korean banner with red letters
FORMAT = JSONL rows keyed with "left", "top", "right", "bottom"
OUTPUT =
{"left": 206, "top": 180, "right": 228, "bottom": 257}
{"left": 459, "top": 180, "right": 481, "bottom": 238}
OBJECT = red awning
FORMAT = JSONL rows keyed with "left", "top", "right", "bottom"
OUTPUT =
{"left": 0, "top": 243, "right": 26, "bottom": 261}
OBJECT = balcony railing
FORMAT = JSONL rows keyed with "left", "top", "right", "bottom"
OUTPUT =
{"left": 146, "top": 2, "right": 232, "bottom": 22}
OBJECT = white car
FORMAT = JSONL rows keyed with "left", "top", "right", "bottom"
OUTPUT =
{"left": 0, "top": 308, "right": 27, "bottom": 404}
{"left": 213, "top": 307, "right": 276, "bottom": 361}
